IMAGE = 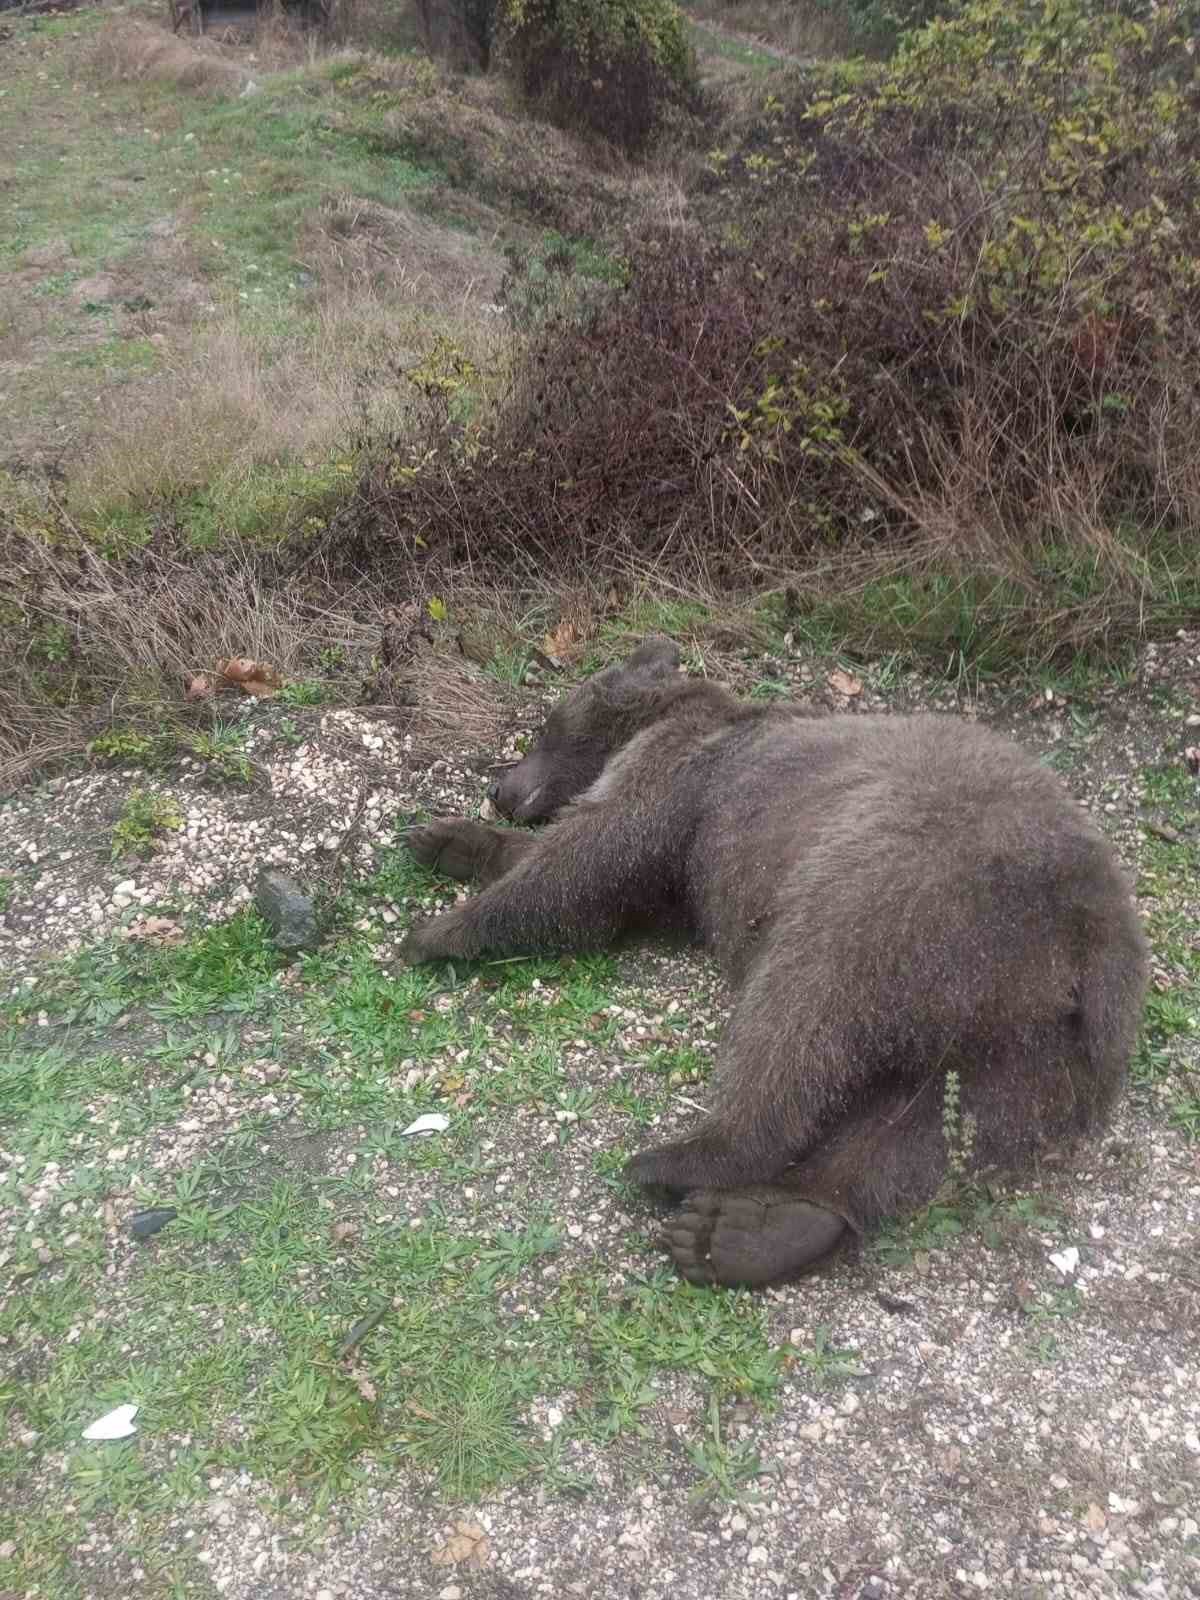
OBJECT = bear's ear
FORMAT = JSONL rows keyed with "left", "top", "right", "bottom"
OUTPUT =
{"left": 625, "top": 636, "right": 682, "bottom": 679}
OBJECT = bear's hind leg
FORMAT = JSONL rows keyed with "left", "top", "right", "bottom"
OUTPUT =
{"left": 625, "top": 943, "right": 873, "bottom": 1194}
{"left": 659, "top": 1019, "right": 1103, "bottom": 1288}
{"left": 661, "top": 1082, "right": 945, "bottom": 1287}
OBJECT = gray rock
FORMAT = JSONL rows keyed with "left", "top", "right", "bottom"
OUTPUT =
{"left": 254, "top": 869, "right": 322, "bottom": 953}
{"left": 127, "top": 1207, "right": 177, "bottom": 1241}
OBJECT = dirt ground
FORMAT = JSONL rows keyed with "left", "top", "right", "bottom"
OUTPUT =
{"left": 1, "top": 633, "right": 1197, "bottom": 1600}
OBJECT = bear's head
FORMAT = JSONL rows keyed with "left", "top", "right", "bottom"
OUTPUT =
{"left": 490, "top": 636, "right": 682, "bottom": 823}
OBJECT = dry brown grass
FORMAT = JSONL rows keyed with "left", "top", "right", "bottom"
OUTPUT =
{"left": 0, "top": 515, "right": 379, "bottom": 790}
{"left": 66, "top": 270, "right": 509, "bottom": 524}
{"left": 300, "top": 192, "right": 507, "bottom": 313}
{"left": 325, "top": 52, "right": 633, "bottom": 236}
{"left": 85, "top": 17, "right": 257, "bottom": 96}
{"left": 0, "top": 502, "right": 527, "bottom": 788}
{"left": 390, "top": 649, "right": 514, "bottom": 754}
{"left": 68, "top": 323, "right": 338, "bottom": 517}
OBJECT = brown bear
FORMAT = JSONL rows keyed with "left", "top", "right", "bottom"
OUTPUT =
{"left": 401, "top": 638, "right": 1148, "bottom": 1288}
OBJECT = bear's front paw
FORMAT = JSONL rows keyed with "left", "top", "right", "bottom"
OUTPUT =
{"left": 404, "top": 818, "right": 496, "bottom": 881}
{"left": 398, "top": 912, "right": 465, "bottom": 966}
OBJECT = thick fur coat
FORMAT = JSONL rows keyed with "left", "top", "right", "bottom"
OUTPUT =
{"left": 401, "top": 640, "right": 1148, "bottom": 1287}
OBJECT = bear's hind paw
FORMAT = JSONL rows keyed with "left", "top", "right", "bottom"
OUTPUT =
{"left": 664, "top": 1188, "right": 847, "bottom": 1289}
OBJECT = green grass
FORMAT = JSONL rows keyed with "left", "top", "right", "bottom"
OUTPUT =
{"left": 784, "top": 558, "right": 1198, "bottom": 682}
{"left": 1, "top": 39, "right": 439, "bottom": 301}
{"left": 0, "top": 12, "right": 614, "bottom": 573}
{"left": 0, "top": 839, "right": 803, "bottom": 1590}
{"left": 687, "top": 19, "right": 782, "bottom": 73}
{"left": 163, "top": 460, "right": 354, "bottom": 551}
{"left": 1132, "top": 760, "right": 1200, "bottom": 1136}
{"left": 872, "top": 1189, "right": 1063, "bottom": 1268}
{"left": 787, "top": 1325, "right": 865, "bottom": 1387}
{"left": 110, "top": 787, "right": 183, "bottom": 860}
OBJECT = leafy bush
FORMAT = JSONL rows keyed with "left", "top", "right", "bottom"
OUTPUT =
{"left": 331, "top": 0, "right": 1200, "bottom": 662}
{"left": 498, "top": 0, "right": 701, "bottom": 153}
{"left": 816, "top": 0, "right": 949, "bottom": 55}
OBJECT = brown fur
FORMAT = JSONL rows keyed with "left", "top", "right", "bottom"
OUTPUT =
{"left": 402, "top": 639, "right": 1149, "bottom": 1288}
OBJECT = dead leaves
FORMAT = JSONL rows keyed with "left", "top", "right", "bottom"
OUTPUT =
{"left": 216, "top": 657, "right": 284, "bottom": 698}
{"left": 541, "top": 619, "right": 583, "bottom": 663}
{"left": 827, "top": 668, "right": 863, "bottom": 699}
{"left": 187, "top": 658, "right": 285, "bottom": 702}
{"left": 346, "top": 1365, "right": 377, "bottom": 1404}
{"left": 121, "top": 915, "right": 184, "bottom": 946}
{"left": 1083, "top": 1502, "right": 1108, "bottom": 1533}
{"left": 431, "top": 1521, "right": 492, "bottom": 1570}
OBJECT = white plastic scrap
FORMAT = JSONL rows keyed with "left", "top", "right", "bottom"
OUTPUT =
{"left": 82, "top": 1404, "right": 139, "bottom": 1441}
{"left": 401, "top": 1113, "right": 450, "bottom": 1137}
{"left": 1048, "top": 1246, "right": 1080, "bottom": 1277}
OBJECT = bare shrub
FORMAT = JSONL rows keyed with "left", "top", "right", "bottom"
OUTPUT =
{"left": 323, "top": 0, "right": 1200, "bottom": 661}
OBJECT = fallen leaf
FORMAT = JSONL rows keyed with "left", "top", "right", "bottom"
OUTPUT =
{"left": 186, "top": 674, "right": 215, "bottom": 701}
{"left": 828, "top": 668, "right": 863, "bottom": 698}
{"left": 331, "top": 1221, "right": 360, "bottom": 1246}
{"left": 1185, "top": 746, "right": 1199, "bottom": 776}
{"left": 216, "top": 656, "right": 257, "bottom": 683}
{"left": 542, "top": 620, "right": 581, "bottom": 659}
{"left": 216, "top": 657, "right": 284, "bottom": 697}
{"left": 1012, "top": 1280, "right": 1038, "bottom": 1314}
{"left": 123, "top": 915, "right": 184, "bottom": 946}
{"left": 432, "top": 1522, "right": 491, "bottom": 1570}
{"left": 347, "top": 1365, "right": 377, "bottom": 1403}
{"left": 1083, "top": 1503, "right": 1107, "bottom": 1533}
{"left": 82, "top": 1404, "right": 139, "bottom": 1441}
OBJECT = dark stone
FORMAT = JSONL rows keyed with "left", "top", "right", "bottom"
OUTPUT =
{"left": 127, "top": 1207, "right": 177, "bottom": 1241}
{"left": 255, "top": 869, "right": 322, "bottom": 953}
